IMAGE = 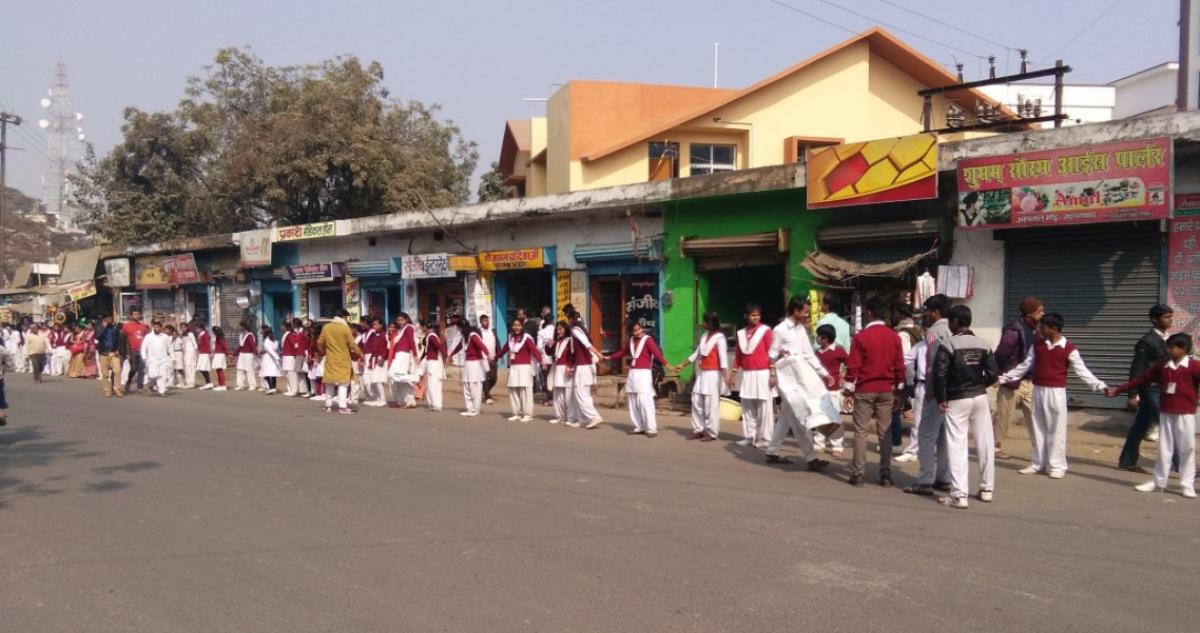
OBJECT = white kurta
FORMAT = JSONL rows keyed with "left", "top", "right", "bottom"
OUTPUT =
{"left": 688, "top": 332, "right": 729, "bottom": 396}
{"left": 141, "top": 333, "right": 174, "bottom": 379}
{"left": 259, "top": 339, "right": 282, "bottom": 378}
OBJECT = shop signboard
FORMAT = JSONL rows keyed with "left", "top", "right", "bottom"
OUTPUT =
{"left": 625, "top": 278, "right": 659, "bottom": 341}
{"left": 134, "top": 256, "right": 169, "bottom": 289}
{"left": 68, "top": 280, "right": 97, "bottom": 302}
{"left": 287, "top": 263, "right": 339, "bottom": 283}
{"left": 239, "top": 229, "right": 273, "bottom": 268}
{"left": 806, "top": 133, "right": 938, "bottom": 209}
{"left": 449, "top": 255, "right": 479, "bottom": 271}
{"left": 343, "top": 276, "right": 360, "bottom": 322}
{"left": 104, "top": 258, "right": 131, "bottom": 287}
{"left": 274, "top": 221, "right": 337, "bottom": 242}
{"left": 478, "top": 248, "right": 544, "bottom": 271}
{"left": 162, "top": 253, "right": 201, "bottom": 285}
{"left": 556, "top": 269, "right": 571, "bottom": 319}
{"left": 401, "top": 254, "right": 454, "bottom": 279}
{"left": 1167, "top": 194, "right": 1200, "bottom": 338}
{"left": 957, "top": 137, "right": 1171, "bottom": 230}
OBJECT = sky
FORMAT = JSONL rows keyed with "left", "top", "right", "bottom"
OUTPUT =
{"left": 0, "top": 0, "right": 1182, "bottom": 205}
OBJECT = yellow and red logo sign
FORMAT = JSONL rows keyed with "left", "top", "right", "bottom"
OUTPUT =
{"left": 806, "top": 133, "right": 938, "bottom": 209}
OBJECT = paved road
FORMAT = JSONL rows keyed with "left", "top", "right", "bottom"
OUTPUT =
{"left": 1, "top": 375, "right": 1197, "bottom": 633}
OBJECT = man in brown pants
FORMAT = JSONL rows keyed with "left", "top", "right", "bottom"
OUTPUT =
{"left": 843, "top": 297, "right": 907, "bottom": 487}
{"left": 95, "top": 315, "right": 123, "bottom": 397}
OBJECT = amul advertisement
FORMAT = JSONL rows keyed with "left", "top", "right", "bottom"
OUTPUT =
{"left": 956, "top": 137, "right": 1170, "bottom": 230}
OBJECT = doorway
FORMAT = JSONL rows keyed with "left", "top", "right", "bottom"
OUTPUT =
{"left": 703, "top": 264, "right": 786, "bottom": 330}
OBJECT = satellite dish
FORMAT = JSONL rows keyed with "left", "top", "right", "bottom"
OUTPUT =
{"left": 38, "top": 119, "right": 49, "bottom": 129}
{"left": 40, "top": 98, "right": 51, "bottom": 108}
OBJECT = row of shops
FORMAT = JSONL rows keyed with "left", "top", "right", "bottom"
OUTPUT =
{"left": 7, "top": 112, "right": 1196, "bottom": 408}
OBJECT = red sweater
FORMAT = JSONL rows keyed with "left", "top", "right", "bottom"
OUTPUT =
{"left": 734, "top": 325, "right": 772, "bottom": 371}
{"left": 498, "top": 334, "right": 543, "bottom": 366}
{"left": 571, "top": 327, "right": 595, "bottom": 367}
{"left": 362, "top": 331, "right": 388, "bottom": 364}
{"left": 281, "top": 331, "right": 308, "bottom": 356}
{"left": 452, "top": 333, "right": 491, "bottom": 361}
{"left": 817, "top": 346, "right": 848, "bottom": 390}
{"left": 552, "top": 339, "right": 575, "bottom": 367}
{"left": 237, "top": 332, "right": 257, "bottom": 354}
{"left": 845, "top": 323, "right": 905, "bottom": 393}
{"left": 213, "top": 337, "right": 229, "bottom": 355}
{"left": 1116, "top": 358, "right": 1200, "bottom": 414}
{"left": 196, "top": 331, "right": 211, "bottom": 354}
{"left": 391, "top": 325, "right": 416, "bottom": 356}
{"left": 608, "top": 335, "right": 667, "bottom": 369}
{"left": 423, "top": 333, "right": 446, "bottom": 362}
{"left": 1032, "top": 340, "right": 1077, "bottom": 388}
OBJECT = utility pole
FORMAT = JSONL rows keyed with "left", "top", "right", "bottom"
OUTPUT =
{"left": 0, "top": 112, "right": 23, "bottom": 288}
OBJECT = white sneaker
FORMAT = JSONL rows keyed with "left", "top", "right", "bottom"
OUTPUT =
{"left": 1134, "top": 480, "right": 1163, "bottom": 492}
{"left": 309, "top": 394, "right": 324, "bottom": 400}
{"left": 548, "top": 419, "right": 561, "bottom": 425}
{"left": 519, "top": 416, "right": 533, "bottom": 423}
{"left": 283, "top": 391, "right": 296, "bottom": 397}
{"left": 1018, "top": 465, "right": 1042, "bottom": 475}
{"left": 938, "top": 496, "right": 968, "bottom": 509}
{"left": 199, "top": 384, "right": 213, "bottom": 391}
{"left": 565, "top": 421, "right": 581, "bottom": 428}
{"left": 894, "top": 453, "right": 918, "bottom": 463}
{"left": 978, "top": 490, "right": 994, "bottom": 503}
{"left": 585, "top": 419, "right": 605, "bottom": 430}
{"left": 265, "top": 388, "right": 277, "bottom": 395}
{"left": 1048, "top": 471, "right": 1066, "bottom": 479}
{"left": 213, "top": 386, "right": 227, "bottom": 392}
{"left": 1181, "top": 486, "right": 1196, "bottom": 499}
{"left": 507, "top": 415, "right": 521, "bottom": 421}
{"left": 234, "top": 386, "right": 246, "bottom": 391}
{"left": 460, "top": 411, "right": 478, "bottom": 417}
{"left": 1147, "top": 426, "right": 1159, "bottom": 442}
{"left": 736, "top": 438, "right": 753, "bottom": 447}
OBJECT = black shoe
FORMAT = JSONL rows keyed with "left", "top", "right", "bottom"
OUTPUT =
{"left": 904, "top": 484, "right": 934, "bottom": 496}
{"left": 848, "top": 474, "right": 865, "bottom": 487}
{"left": 807, "top": 458, "right": 829, "bottom": 472}
{"left": 933, "top": 481, "right": 952, "bottom": 492}
{"left": 765, "top": 454, "right": 793, "bottom": 465}
{"left": 0, "top": 417, "right": 6, "bottom": 427}
{"left": 1118, "top": 464, "right": 1150, "bottom": 474}
{"left": 880, "top": 473, "right": 894, "bottom": 488}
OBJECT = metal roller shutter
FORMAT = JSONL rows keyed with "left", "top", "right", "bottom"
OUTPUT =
{"left": 218, "top": 280, "right": 253, "bottom": 352}
{"left": 1003, "top": 222, "right": 1164, "bottom": 409}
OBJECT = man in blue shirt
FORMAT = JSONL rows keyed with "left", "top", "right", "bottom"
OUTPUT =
{"left": 94, "top": 315, "right": 122, "bottom": 397}
{"left": 816, "top": 295, "right": 851, "bottom": 353}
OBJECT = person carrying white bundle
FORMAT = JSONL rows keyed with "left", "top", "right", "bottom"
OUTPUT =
{"left": 141, "top": 321, "right": 174, "bottom": 397}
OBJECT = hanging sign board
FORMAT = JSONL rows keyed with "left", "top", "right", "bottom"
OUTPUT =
{"left": 1167, "top": 194, "right": 1200, "bottom": 339}
{"left": 807, "top": 133, "right": 938, "bottom": 209}
{"left": 401, "top": 254, "right": 454, "bottom": 279}
{"left": 478, "top": 248, "right": 544, "bottom": 271}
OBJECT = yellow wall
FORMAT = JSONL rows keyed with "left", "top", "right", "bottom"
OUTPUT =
{"left": 527, "top": 118, "right": 548, "bottom": 197}
{"left": 547, "top": 88, "right": 573, "bottom": 195}
{"left": 577, "top": 130, "right": 747, "bottom": 190}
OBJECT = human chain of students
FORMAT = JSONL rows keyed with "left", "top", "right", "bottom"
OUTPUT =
{"left": 8, "top": 295, "right": 1196, "bottom": 509}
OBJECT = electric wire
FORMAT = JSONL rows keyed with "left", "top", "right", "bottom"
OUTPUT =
{"left": 806, "top": 0, "right": 990, "bottom": 60}
{"left": 1037, "top": 0, "right": 1122, "bottom": 65}
{"left": 874, "top": 0, "right": 1019, "bottom": 51}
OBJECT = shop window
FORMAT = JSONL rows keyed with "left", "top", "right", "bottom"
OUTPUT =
{"left": 188, "top": 291, "right": 210, "bottom": 325}
{"left": 317, "top": 288, "right": 342, "bottom": 318}
{"left": 366, "top": 289, "right": 387, "bottom": 321}
{"left": 689, "top": 143, "right": 736, "bottom": 176}
{"left": 148, "top": 290, "right": 174, "bottom": 323}
{"left": 648, "top": 142, "right": 679, "bottom": 181}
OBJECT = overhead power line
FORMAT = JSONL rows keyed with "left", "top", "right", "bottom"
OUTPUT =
{"left": 764, "top": 0, "right": 858, "bottom": 35}
{"left": 874, "top": 0, "right": 1019, "bottom": 51}
{"left": 1037, "top": 0, "right": 1122, "bottom": 66}
{"left": 807, "top": 0, "right": 990, "bottom": 60}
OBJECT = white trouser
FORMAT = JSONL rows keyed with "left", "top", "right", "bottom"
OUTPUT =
{"left": 917, "top": 394, "right": 950, "bottom": 485}
{"left": 183, "top": 360, "right": 196, "bottom": 388}
{"left": 1153, "top": 412, "right": 1196, "bottom": 489}
{"left": 571, "top": 383, "right": 601, "bottom": 422}
{"left": 509, "top": 385, "right": 534, "bottom": 417}
{"left": 766, "top": 397, "right": 815, "bottom": 460}
{"left": 902, "top": 382, "right": 925, "bottom": 455}
{"left": 425, "top": 373, "right": 444, "bottom": 411}
{"left": 812, "top": 393, "right": 844, "bottom": 450}
{"left": 325, "top": 383, "right": 349, "bottom": 410}
{"left": 463, "top": 381, "right": 482, "bottom": 414}
{"left": 392, "top": 380, "right": 415, "bottom": 407}
{"left": 350, "top": 376, "right": 362, "bottom": 402}
{"left": 945, "top": 395, "right": 996, "bottom": 499}
{"left": 236, "top": 368, "right": 256, "bottom": 390}
{"left": 286, "top": 370, "right": 301, "bottom": 395}
{"left": 691, "top": 392, "right": 721, "bottom": 437}
{"left": 628, "top": 392, "right": 657, "bottom": 433}
{"left": 741, "top": 398, "right": 775, "bottom": 444}
{"left": 152, "top": 375, "right": 168, "bottom": 395}
{"left": 49, "top": 349, "right": 62, "bottom": 375}
{"left": 1031, "top": 386, "right": 1069, "bottom": 474}
{"left": 552, "top": 387, "right": 570, "bottom": 421}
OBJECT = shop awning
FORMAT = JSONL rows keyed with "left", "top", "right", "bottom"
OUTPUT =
{"left": 346, "top": 258, "right": 401, "bottom": 277}
{"left": 802, "top": 246, "right": 938, "bottom": 286}
{"left": 574, "top": 238, "right": 663, "bottom": 263}
{"left": 58, "top": 247, "right": 102, "bottom": 284}
{"left": 816, "top": 219, "right": 941, "bottom": 247}
{"left": 680, "top": 230, "right": 787, "bottom": 271}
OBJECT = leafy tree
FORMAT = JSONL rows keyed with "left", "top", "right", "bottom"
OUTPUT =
{"left": 73, "top": 48, "right": 478, "bottom": 244}
{"left": 476, "top": 161, "right": 514, "bottom": 202}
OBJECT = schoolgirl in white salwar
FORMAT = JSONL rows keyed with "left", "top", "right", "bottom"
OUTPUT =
{"left": 677, "top": 311, "right": 729, "bottom": 441}
{"left": 210, "top": 326, "right": 229, "bottom": 391}
{"left": 258, "top": 326, "right": 282, "bottom": 394}
{"left": 606, "top": 323, "right": 668, "bottom": 437}
{"left": 181, "top": 326, "right": 198, "bottom": 389}
{"left": 169, "top": 327, "right": 184, "bottom": 388}
{"left": 450, "top": 324, "right": 491, "bottom": 417}
{"left": 280, "top": 322, "right": 309, "bottom": 396}
{"left": 360, "top": 319, "right": 388, "bottom": 407}
{"left": 545, "top": 322, "right": 574, "bottom": 424}
{"left": 732, "top": 304, "right": 774, "bottom": 448}
{"left": 567, "top": 314, "right": 604, "bottom": 429}
{"left": 350, "top": 324, "right": 368, "bottom": 404}
{"left": 388, "top": 315, "right": 419, "bottom": 408}
{"left": 234, "top": 321, "right": 258, "bottom": 391}
{"left": 497, "top": 319, "right": 543, "bottom": 422}
{"left": 419, "top": 317, "right": 447, "bottom": 411}
{"left": 195, "top": 324, "right": 214, "bottom": 389}
{"left": 141, "top": 323, "right": 174, "bottom": 396}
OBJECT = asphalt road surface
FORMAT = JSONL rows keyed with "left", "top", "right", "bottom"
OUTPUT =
{"left": 2, "top": 375, "right": 1197, "bottom": 633}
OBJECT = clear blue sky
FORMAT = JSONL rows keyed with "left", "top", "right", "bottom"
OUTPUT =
{"left": 0, "top": 0, "right": 1181, "bottom": 203}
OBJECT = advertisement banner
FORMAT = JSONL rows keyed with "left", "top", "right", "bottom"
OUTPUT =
{"left": 556, "top": 269, "right": 571, "bottom": 320}
{"left": 287, "top": 263, "right": 339, "bottom": 282}
{"left": 68, "top": 280, "right": 97, "bottom": 302}
{"left": 161, "top": 253, "right": 201, "bottom": 285}
{"left": 134, "top": 256, "right": 169, "bottom": 289}
{"left": 343, "top": 276, "right": 360, "bottom": 323}
{"left": 274, "top": 221, "right": 337, "bottom": 242}
{"left": 957, "top": 137, "right": 1171, "bottom": 230}
{"left": 1168, "top": 195, "right": 1200, "bottom": 338}
{"left": 104, "top": 258, "right": 131, "bottom": 287}
{"left": 239, "top": 229, "right": 273, "bottom": 268}
{"left": 478, "top": 248, "right": 544, "bottom": 271}
{"left": 625, "top": 277, "right": 659, "bottom": 341}
{"left": 807, "top": 133, "right": 938, "bottom": 209}
{"left": 401, "top": 254, "right": 454, "bottom": 279}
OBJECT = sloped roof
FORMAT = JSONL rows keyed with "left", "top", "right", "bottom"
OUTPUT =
{"left": 498, "top": 119, "right": 532, "bottom": 176}
{"left": 583, "top": 27, "right": 1023, "bottom": 163}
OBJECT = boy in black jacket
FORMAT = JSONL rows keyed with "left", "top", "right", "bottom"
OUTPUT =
{"left": 932, "top": 305, "right": 999, "bottom": 509}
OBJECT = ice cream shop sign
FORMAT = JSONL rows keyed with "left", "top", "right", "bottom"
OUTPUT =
{"left": 956, "top": 137, "right": 1171, "bottom": 230}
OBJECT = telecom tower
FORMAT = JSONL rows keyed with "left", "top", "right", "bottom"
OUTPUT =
{"left": 37, "top": 63, "right": 86, "bottom": 227}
